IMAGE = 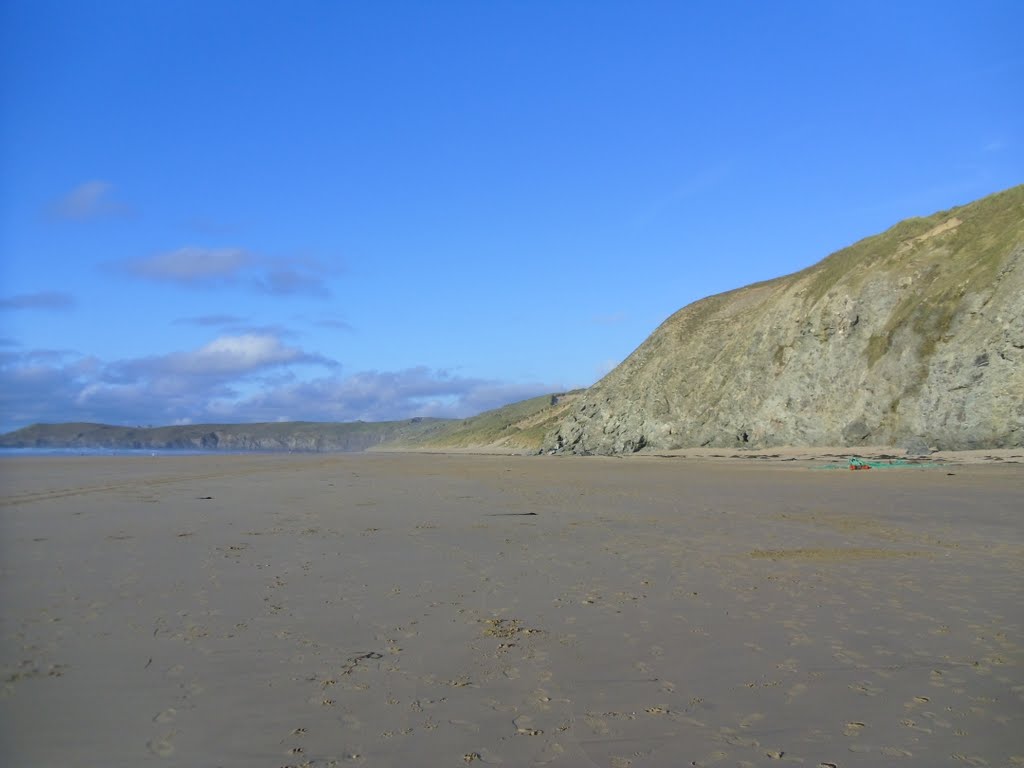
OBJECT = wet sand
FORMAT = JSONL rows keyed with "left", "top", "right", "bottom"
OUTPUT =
{"left": 1, "top": 453, "right": 1021, "bottom": 767}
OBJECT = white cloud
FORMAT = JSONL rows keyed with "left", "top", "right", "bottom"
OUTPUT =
{"left": 174, "top": 334, "right": 311, "bottom": 375}
{"left": 111, "top": 333, "right": 332, "bottom": 382}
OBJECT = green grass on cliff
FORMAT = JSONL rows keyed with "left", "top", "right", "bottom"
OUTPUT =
{"left": 661, "top": 185, "right": 1023, "bottom": 369}
{"left": 396, "top": 391, "right": 584, "bottom": 450}
{"left": 759, "top": 185, "right": 1024, "bottom": 322}
{"left": 854, "top": 185, "right": 1023, "bottom": 368}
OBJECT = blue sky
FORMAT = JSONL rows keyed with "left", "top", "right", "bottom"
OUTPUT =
{"left": 1, "top": 0, "right": 1021, "bottom": 432}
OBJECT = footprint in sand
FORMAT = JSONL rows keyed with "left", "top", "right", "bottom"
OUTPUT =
{"left": 786, "top": 683, "right": 807, "bottom": 700}
{"left": 880, "top": 746, "right": 913, "bottom": 758}
{"left": 900, "top": 718, "right": 932, "bottom": 734}
{"left": 146, "top": 734, "right": 175, "bottom": 757}
{"left": 921, "top": 711, "right": 952, "bottom": 729}
{"left": 849, "top": 681, "right": 883, "bottom": 696}
{"left": 692, "top": 750, "right": 728, "bottom": 766}
{"left": 153, "top": 708, "right": 177, "bottom": 724}
{"left": 844, "top": 721, "right": 865, "bottom": 737}
{"left": 513, "top": 715, "right": 543, "bottom": 736}
{"left": 740, "top": 713, "right": 765, "bottom": 728}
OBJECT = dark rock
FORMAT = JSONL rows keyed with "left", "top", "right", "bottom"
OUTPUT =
{"left": 903, "top": 436, "right": 933, "bottom": 456}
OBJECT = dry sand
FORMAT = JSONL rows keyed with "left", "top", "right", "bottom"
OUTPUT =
{"left": 0, "top": 452, "right": 1021, "bottom": 767}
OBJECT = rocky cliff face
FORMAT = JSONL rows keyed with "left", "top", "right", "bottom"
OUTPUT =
{"left": 546, "top": 186, "right": 1024, "bottom": 453}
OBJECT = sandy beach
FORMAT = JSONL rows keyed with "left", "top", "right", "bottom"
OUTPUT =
{"left": 1, "top": 452, "right": 1021, "bottom": 767}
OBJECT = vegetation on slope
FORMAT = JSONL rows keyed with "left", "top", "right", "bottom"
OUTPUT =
{"left": 384, "top": 391, "right": 584, "bottom": 451}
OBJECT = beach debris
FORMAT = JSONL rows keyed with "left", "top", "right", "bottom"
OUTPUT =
{"left": 815, "top": 456, "right": 944, "bottom": 470}
{"left": 483, "top": 618, "right": 522, "bottom": 638}
{"left": 482, "top": 617, "right": 545, "bottom": 639}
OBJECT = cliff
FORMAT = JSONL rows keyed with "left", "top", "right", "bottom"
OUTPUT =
{"left": 545, "top": 186, "right": 1024, "bottom": 453}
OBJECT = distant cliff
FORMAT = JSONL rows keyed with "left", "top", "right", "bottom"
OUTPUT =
{"left": 0, "top": 393, "right": 584, "bottom": 454}
{"left": 0, "top": 419, "right": 451, "bottom": 452}
{"left": 545, "top": 185, "right": 1024, "bottom": 453}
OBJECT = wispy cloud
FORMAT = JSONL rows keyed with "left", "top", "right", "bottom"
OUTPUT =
{"left": 116, "top": 248, "right": 332, "bottom": 298}
{"left": 0, "top": 291, "right": 76, "bottom": 311}
{"left": 257, "top": 266, "right": 330, "bottom": 297}
{"left": 174, "top": 314, "right": 249, "bottom": 327}
{"left": 51, "top": 181, "right": 130, "bottom": 220}
{"left": 312, "top": 315, "right": 355, "bottom": 331}
{"left": 183, "top": 216, "right": 238, "bottom": 236}
{"left": 591, "top": 311, "right": 627, "bottom": 326}
{"left": 124, "top": 247, "right": 253, "bottom": 284}
{"left": 206, "top": 368, "right": 558, "bottom": 423}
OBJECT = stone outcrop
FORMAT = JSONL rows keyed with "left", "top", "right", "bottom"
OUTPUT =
{"left": 545, "top": 186, "right": 1024, "bottom": 453}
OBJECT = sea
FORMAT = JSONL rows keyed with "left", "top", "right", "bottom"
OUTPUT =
{"left": 0, "top": 448, "right": 252, "bottom": 457}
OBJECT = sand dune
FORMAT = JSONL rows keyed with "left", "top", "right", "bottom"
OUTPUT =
{"left": 1, "top": 453, "right": 1021, "bottom": 767}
